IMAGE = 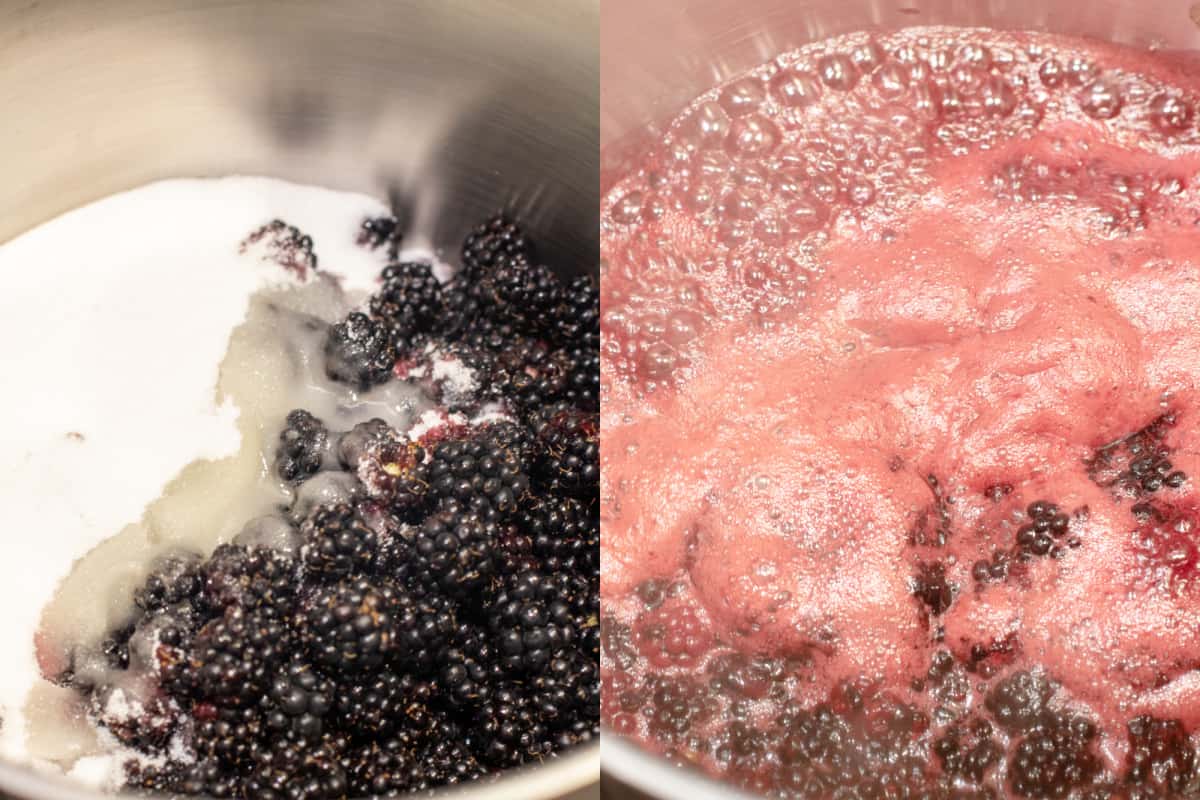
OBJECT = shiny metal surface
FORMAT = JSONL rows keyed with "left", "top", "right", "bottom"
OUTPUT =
{"left": 600, "top": 0, "right": 1200, "bottom": 797}
{"left": 0, "top": 0, "right": 597, "bottom": 798}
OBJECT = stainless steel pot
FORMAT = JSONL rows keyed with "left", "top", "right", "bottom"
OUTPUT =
{"left": 0, "top": 1, "right": 597, "bottom": 798}
{"left": 600, "top": 0, "right": 1200, "bottom": 797}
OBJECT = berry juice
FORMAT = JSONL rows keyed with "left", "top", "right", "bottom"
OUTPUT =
{"left": 601, "top": 27, "right": 1200, "bottom": 798}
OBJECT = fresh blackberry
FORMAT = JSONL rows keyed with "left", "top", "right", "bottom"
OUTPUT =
{"left": 201, "top": 544, "right": 298, "bottom": 616}
{"left": 335, "top": 669, "right": 436, "bottom": 741}
{"left": 522, "top": 496, "right": 599, "bottom": 575}
{"left": 532, "top": 407, "right": 599, "bottom": 498}
{"left": 302, "top": 578, "right": 401, "bottom": 672}
{"left": 275, "top": 410, "right": 330, "bottom": 484}
{"left": 358, "top": 214, "right": 399, "bottom": 251}
{"left": 483, "top": 260, "right": 564, "bottom": 334}
{"left": 325, "top": 312, "right": 395, "bottom": 390}
{"left": 489, "top": 570, "right": 585, "bottom": 674}
{"left": 986, "top": 670, "right": 1054, "bottom": 733}
{"left": 471, "top": 682, "right": 554, "bottom": 767}
{"left": 426, "top": 432, "right": 531, "bottom": 516}
{"left": 1125, "top": 715, "right": 1196, "bottom": 798}
{"left": 176, "top": 606, "right": 295, "bottom": 708}
{"left": 565, "top": 344, "right": 600, "bottom": 411}
{"left": 264, "top": 662, "right": 334, "bottom": 740}
{"left": 370, "top": 261, "right": 444, "bottom": 351}
{"left": 345, "top": 738, "right": 417, "bottom": 796}
{"left": 461, "top": 214, "right": 534, "bottom": 280}
{"left": 245, "top": 735, "right": 348, "bottom": 800}
{"left": 134, "top": 552, "right": 203, "bottom": 612}
{"left": 490, "top": 338, "right": 572, "bottom": 412}
{"left": 439, "top": 633, "right": 499, "bottom": 710}
{"left": 191, "top": 706, "right": 267, "bottom": 769}
{"left": 391, "top": 590, "right": 459, "bottom": 674}
{"left": 1009, "top": 712, "right": 1102, "bottom": 798}
{"left": 532, "top": 648, "right": 600, "bottom": 733}
{"left": 300, "top": 503, "right": 377, "bottom": 579}
{"left": 552, "top": 274, "right": 600, "bottom": 348}
{"left": 404, "top": 506, "right": 497, "bottom": 598}
{"left": 339, "top": 419, "right": 430, "bottom": 514}
{"left": 410, "top": 736, "right": 487, "bottom": 791}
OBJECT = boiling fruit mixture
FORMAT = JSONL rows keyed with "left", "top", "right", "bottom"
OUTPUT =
{"left": 601, "top": 27, "right": 1200, "bottom": 799}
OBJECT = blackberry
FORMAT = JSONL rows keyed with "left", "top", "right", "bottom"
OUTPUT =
{"left": 1009, "top": 712, "right": 1102, "bottom": 798}
{"left": 439, "top": 627, "right": 501, "bottom": 710}
{"left": 564, "top": 344, "right": 600, "bottom": 411}
{"left": 177, "top": 607, "right": 295, "bottom": 708}
{"left": 552, "top": 274, "right": 600, "bottom": 349}
{"left": 461, "top": 214, "right": 534, "bottom": 280}
{"left": 522, "top": 496, "right": 599, "bottom": 575}
{"left": 370, "top": 261, "right": 444, "bottom": 351}
{"left": 472, "top": 682, "right": 554, "bottom": 766}
{"left": 264, "top": 662, "right": 334, "bottom": 740}
{"left": 532, "top": 407, "right": 599, "bottom": 498}
{"left": 912, "top": 560, "right": 955, "bottom": 616}
{"left": 1016, "top": 500, "right": 1071, "bottom": 559}
{"left": 134, "top": 552, "right": 203, "bottom": 612}
{"left": 986, "top": 670, "right": 1054, "bottom": 733}
{"left": 302, "top": 578, "right": 400, "bottom": 672}
{"left": 335, "top": 670, "right": 436, "bottom": 741}
{"left": 1087, "top": 412, "right": 1184, "bottom": 499}
{"left": 934, "top": 718, "right": 1001, "bottom": 783}
{"left": 411, "top": 736, "right": 488, "bottom": 790}
{"left": 490, "top": 338, "right": 572, "bottom": 412}
{"left": 346, "top": 738, "right": 417, "bottom": 796}
{"left": 426, "top": 432, "right": 531, "bottom": 516}
{"left": 275, "top": 410, "right": 329, "bottom": 484}
{"left": 391, "top": 590, "right": 459, "bottom": 674}
{"left": 201, "top": 544, "right": 298, "bottom": 616}
{"left": 357, "top": 215, "right": 400, "bottom": 257}
{"left": 325, "top": 312, "right": 395, "bottom": 390}
{"left": 1125, "top": 715, "right": 1196, "bottom": 798}
{"left": 483, "top": 260, "right": 564, "bottom": 334}
{"left": 339, "top": 419, "right": 430, "bottom": 514}
{"left": 191, "top": 707, "right": 268, "bottom": 769}
{"left": 645, "top": 675, "right": 718, "bottom": 744}
{"left": 532, "top": 648, "right": 600, "bottom": 732}
{"left": 404, "top": 506, "right": 497, "bottom": 598}
{"left": 245, "top": 735, "right": 348, "bottom": 800}
{"left": 489, "top": 570, "right": 585, "bottom": 674}
{"left": 300, "top": 503, "right": 377, "bottom": 579}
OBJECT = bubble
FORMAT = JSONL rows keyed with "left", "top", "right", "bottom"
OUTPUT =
{"left": 938, "top": 86, "right": 965, "bottom": 116}
{"left": 641, "top": 194, "right": 666, "bottom": 222}
{"left": 685, "top": 183, "right": 714, "bottom": 211}
{"left": 847, "top": 179, "right": 876, "bottom": 206}
{"left": 611, "top": 191, "right": 644, "bottom": 224}
{"left": 1149, "top": 92, "right": 1194, "bottom": 133}
{"left": 719, "top": 78, "right": 766, "bottom": 117}
{"left": 809, "top": 173, "right": 841, "bottom": 204}
{"left": 956, "top": 43, "right": 992, "bottom": 69}
{"left": 770, "top": 69, "right": 822, "bottom": 108}
{"left": 693, "top": 101, "right": 731, "bottom": 147}
{"left": 926, "top": 48, "right": 953, "bottom": 72}
{"left": 666, "top": 310, "right": 705, "bottom": 345}
{"left": 754, "top": 211, "right": 789, "bottom": 243}
{"left": 695, "top": 150, "right": 733, "bottom": 183}
{"left": 1038, "top": 58, "right": 1065, "bottom": 88}
{"left": 911, "top": 82, "right": 942, "bottom": 119}
{"left": 817, "top": 53, "right": 860, "bottom": 91}
{"left": 717, "top": 220, "right": 752, "bottom": 247}
{"left": 979, "top": 75, "right": 1017, "bottom": 117}
{"left": 726, "top": 114, "right": 780, "bottom": 158}
{"left": 850, "top": 39, "right": 886, "bottom": 73}
{"left": 785, "top": 198, "right": 831, "bottom": 235}
{"left": 668, "top": 141, "right": 692, "bottom": 167}
{"left": 951, "top": 64, "right": 986, "bottom": 93}
{"left": 1066, "top": 57, "right": 1098, "bottom": 86}
{"left": 640, "top": 341, "right": 679, "bottom": 380}
{"left": 873, "top": 62, "right": 912, "bottom": 98}
{"left": 718, "top": 187, "right": 759, "bottom": 220}
{"left": 1080, "top": 78, "right": 1123, "bottom": 119}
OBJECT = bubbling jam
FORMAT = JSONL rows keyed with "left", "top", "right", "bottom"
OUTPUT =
{"left": 601, "top": 27, "right": 1200, "bottom": 799}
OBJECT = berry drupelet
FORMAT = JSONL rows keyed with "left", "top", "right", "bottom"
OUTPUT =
{"left": 325, "top": 312, "right": 395, "bottom": 390}
{"left": 300, "top": 503, "right": 377, "bottom": 579}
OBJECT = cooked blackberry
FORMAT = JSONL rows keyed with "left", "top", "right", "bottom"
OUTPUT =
{"left": 1009, "top": 712, "right": 1102, "bottom": 798}
{"left": 264, "top": 662, "right": 334, "bottom": 740}
{"left": 644, "top": 675, "right": 718, "bottom": 744}
{"left": 370, "top": 261, "right": 444, "bottom": 351}
{"left": 245, "top": 735, "right": 348, "bottom": 800}
{"left": 404, "top": 506, "right": 497, "bottom": 597}
{"left": 335, "top": 669, "right": 436, "bottom": 741}
{"left": 134, "top": 552, "right": 203, "bottom": 612}
{"left": 1125, "top": 715, "right": 1196, "bottom": 798}
{"left": 325, "top": 312, "right": 395, "bottom": 390}
{"left": 175, "top": 606, "right": 295, "bottom": 708}
{"left": 489, "top": 569, "right": 586, "bottom": 674}
{"left": 302, "top": 578, "right": 400, "bottom": 672}
{"left": 912, "top": 560, "right": 955, "bottom": 617}
{"left": 275, "top": 409, "right": 330, "bottom": 484}
{"left": 934, "top": 718, "right": 1001, "bottom": 783}
{"left": 1015, "top": 500, "right": 1072, "bottom": 559}
{"left": 522, "top": 496, "right": 599, "bottom": 575}
{"left": 201, "top": 544, "right": 298, "bottom": 616}
{"left": 1086, "top": 412, "right": 1184, "bottom": 499}
{"left": 300, "top": 503, "right": 377, "bottom": 579}
{"left": 986, "top": 670, "right": 1054, "bottom": 733}
{"left": 426, "top": 432, "right": 531, "bottom": 516}
{"left": 461, "top": 214, "right": 534, "bottom": 280}
{"left": 472, "top": 682, "right": 554, "bottom": 767}
{"left": 532, "top": 408, "right": 599, "bottom": 498}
